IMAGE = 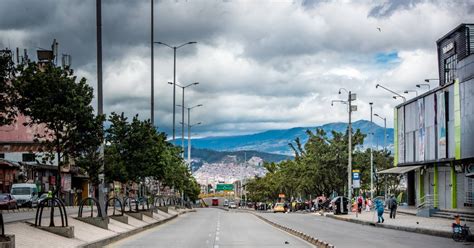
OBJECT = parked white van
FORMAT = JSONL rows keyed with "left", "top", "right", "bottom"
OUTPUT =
{"left": 11, "top": 183, "right": 39, "bottom": 208}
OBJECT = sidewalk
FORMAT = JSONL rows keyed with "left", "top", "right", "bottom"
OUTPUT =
{"left": 324, "top": 209, "right": 474, "bottom": 238}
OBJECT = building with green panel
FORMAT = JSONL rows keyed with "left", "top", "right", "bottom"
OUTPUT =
{"left": 384, "top": 24, "right": 474, "bottom": 211}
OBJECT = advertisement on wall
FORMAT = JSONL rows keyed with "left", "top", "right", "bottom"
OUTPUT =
{"left": 418, "top": 99, "right": 425, "bottom": 161}
{"left": 437, "top": 92, "right": 447, "bottom": 159}
{"left": 61, "top": 173, "right": 71, "bottom": 192}
{"left": 398, "top": 107, "right": 405, "bottom": 163}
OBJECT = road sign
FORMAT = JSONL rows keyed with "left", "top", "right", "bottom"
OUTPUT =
{"left": 216, "top": 184, "right": 234, "bottom": 192}
{"left": 352, "top": 170, "right": 360, "bottom": 189}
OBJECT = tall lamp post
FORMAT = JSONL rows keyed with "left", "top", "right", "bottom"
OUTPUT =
{"left": 95, "top": 0, "right": 106, "bottom": 217}
{"left": 369, "top": 102, "right": 374, "bottom": 200}
{"left": 171, "top": 82, "right": 199, "bottom": 157}
{"left": 177, "top": 104, "right": 202, "bottom": 165}
{"left": 416, "top": 83, "right": 431, "bottom": 90}
{"left": 374, "top": 113, "right": 387, "bottom": 150}
{"left": 155, "top": 41, "right": 197, "bottom": 141}
{"left": 331, "top": 88, "right": 357, "bottom": 207}
{"left": 376, "top": 83, "right": 406, "bottom": 102}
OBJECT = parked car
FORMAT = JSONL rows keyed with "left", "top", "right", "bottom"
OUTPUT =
{"left": 228, "top": 201, "right": 237, "bottom": 209}
{"left": 223, "top": 199, "right": 229, "bottom": 207}
{"left": 0, "top": 194, "right": 17, "bottom": 210}
{"left": 273, "top": 203, "right": 286, "bottom": 213}
{"left": 11, "top": 183, "right": 39, "bottom": 208}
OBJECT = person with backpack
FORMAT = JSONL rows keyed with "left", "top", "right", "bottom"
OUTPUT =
{"left": 389, "top": 194, "right": 398, "bottom": 219}
{"left": 357, "top": 194, "right": 363, "bottom": 214}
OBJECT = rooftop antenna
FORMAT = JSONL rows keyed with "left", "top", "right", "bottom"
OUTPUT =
{"left": 51, "top": 39, "right": 58, "bottom": 65}
{"left": 16, "top": 47, "right": 19, "bottom": 64}
{"left": 62, "top": 54, "right": 71, "bottom": 68}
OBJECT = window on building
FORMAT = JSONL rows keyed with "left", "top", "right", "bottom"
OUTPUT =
{"left": 468, "top": 26, "right": 474, "bottom": 54}
{"left": 22, "top": 153, "right": 36, "bottom": 162}
{"left": 0, "top": 154, "right": 4, "bottom": 159}
{"left": 444, "top": 54, "right": 457, "bottom": 85}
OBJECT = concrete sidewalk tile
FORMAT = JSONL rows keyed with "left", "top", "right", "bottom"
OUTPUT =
{"left": 6, "top": 222, "right": 84, "bottom": 248}
{"left": 326, "top": 210, "right": 474, "bottom": 238}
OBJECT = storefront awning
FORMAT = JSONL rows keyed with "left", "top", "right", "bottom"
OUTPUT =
{"left": 377, "top": 165, "right": 422, "bottom": 174}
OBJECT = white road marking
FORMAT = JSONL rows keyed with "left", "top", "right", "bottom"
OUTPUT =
{"left": 215, "top": 237, "right": 219, "bottom": 241}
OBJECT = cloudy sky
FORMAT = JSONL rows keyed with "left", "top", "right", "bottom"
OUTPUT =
{"left": 1, "top": 0, "right": 473, "bottom": 137}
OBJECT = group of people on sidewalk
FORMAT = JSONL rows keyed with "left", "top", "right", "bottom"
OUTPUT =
{"left": 353, "top": 194, "right": 398, "bottom": 224}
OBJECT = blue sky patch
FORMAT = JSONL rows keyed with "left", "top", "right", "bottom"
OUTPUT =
{"left": 375, "top": 51, "right": 400, "bottom": 64}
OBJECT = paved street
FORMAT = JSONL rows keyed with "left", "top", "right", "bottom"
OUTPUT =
{"left": 255, "top": 211, "right": 471, "bottom": 248}
{"left": 107, "top": 208, "right": 313, "bottom": 248}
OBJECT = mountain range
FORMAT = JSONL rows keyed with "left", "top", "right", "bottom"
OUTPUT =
{"left": 176, "top": 119, "right": 394, "bottom": 156}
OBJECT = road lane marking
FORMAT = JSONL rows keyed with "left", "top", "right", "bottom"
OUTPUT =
{"left": 215, "top": 237, "right": 219, "bottom": 241}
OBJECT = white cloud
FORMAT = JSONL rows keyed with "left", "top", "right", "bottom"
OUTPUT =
{"left": 1, "top": 0, "right": 473, "bottom": 137}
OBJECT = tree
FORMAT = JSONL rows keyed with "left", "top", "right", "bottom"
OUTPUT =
{"left": 13, "top": 62, "right": 100, "bottom": 195}
{"left": 0, "top": 50, "right": 16, "bottom": 126}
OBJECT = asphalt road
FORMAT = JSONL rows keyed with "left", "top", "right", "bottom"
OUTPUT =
{"left": 255, "top": 211, "right": 472, "bottom": 248}
{"left": 108, "top": 208, "right": 313, "bottom": 248}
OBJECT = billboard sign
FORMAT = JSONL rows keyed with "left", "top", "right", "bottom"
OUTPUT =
{"left": 437, "top": 92, "right": 447, "bottom": 158}
{"left": 418, "top": 99, "right": 425, "bottom": 161}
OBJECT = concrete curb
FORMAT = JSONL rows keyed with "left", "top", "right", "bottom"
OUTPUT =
{"left": 79, "top": 209, "right": 195, "bottom": 248}
{"left": 251, "top": 212, "right": 334, "bottom": 248}
{"left": 325, "top": 214, "right": 452, "bottom": 238}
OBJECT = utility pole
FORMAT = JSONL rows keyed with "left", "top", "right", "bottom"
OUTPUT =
{"left": 150, "top": 0, "right": 154, "bottom": 125}
{"left": 173, "top": 47, "right": 176, "bottom": 141}
{"left": 96, "top": 0, "right": 106, "bottom": 217}
{"left": 348, "top": 91, "right": 353, "bottom": 207}
{"left": 370, "top": 102, "right": 374, "bottom": 200}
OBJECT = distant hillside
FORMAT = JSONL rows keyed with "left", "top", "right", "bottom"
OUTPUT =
{"left": 186, "top": 147, "right": 291, "bottom": 172}
{"left": 177, "top": 120, "right": 393, "bottom": 155}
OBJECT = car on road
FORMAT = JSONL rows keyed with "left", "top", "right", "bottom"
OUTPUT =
{"left": 11, "top": 183, "right": 39, "bottom": 208}
{"left": 223, "top": 199, "right": 229, "bottom": 207}
{"left": 228, "top": 202, "right": 237, "bottom": 209}
{"left": 273, "top": 203, "right": 286, "bottom": 213}
{"left": 0, "top": 194, "right": 17, "bottom": 210}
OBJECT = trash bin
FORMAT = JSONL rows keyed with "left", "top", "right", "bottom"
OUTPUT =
{"left": 330, "top": 196, "right": 349, "bottom": 215}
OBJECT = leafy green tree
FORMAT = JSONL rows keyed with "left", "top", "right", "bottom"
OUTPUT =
{"left": 13, "top": 62, "right": 100, "bottom": 195}
{"left": 0, "top": 50, "right": 16, "bottom": 126}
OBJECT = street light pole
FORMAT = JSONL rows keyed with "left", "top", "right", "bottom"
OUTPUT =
{"left": 370, "top": 102, "right": 374, "bottom": 200}
{"left": 96, "top": 0, "right": 106, "bottom": 217}
{"left": 332, "top": 88, "right": 356, "bottom": 208}
{"left": 171, "top": 82, "right": 199, "bottom": 158}
{"left": 374, "top": 113, "right": 387, "bottom": 150}
{"left": 155, "top": 41, "right": 197, "bottom": 142}
{"left": 150, "top": 0, "right": 154, "bottom": 125}
{"left": 186, "top": 105, "right": 202, "bottom": 165}
{"left": 376, "top": 83, "right": 406, "bottom": 102}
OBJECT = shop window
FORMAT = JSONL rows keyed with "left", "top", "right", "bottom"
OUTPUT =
{"left": 444, "top": 54, "right": 457, "bottom": 85}
{"left": 22, "top": 153, "right": 36, "bottom": 162}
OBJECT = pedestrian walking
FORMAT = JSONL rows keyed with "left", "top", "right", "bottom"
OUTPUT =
{"left": 389, "top": 195, "right": 398, "bottom": 219}
{"left": 365, "top": 198, "right": 372, "bottom": 212}
{"left": 357, "top": 195, "right": 363, "bottom": 214}
{"left": 375, "top": 198, "right": 384, "bottom": 223}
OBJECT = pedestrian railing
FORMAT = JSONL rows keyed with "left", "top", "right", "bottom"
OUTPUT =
{"left": 35, "top": 197, "right": 68, "bottom": 227}
{"left": 105, "top": 197, "right": 124, "bottom": 216}
{"left": 416, "top": 194, "right": 438, "bottom": 209}
{"left": 78, "top": 197, "right": 104, "bottom": 218}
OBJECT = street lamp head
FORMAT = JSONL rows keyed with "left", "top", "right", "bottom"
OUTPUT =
{"left": 188, "top": 41, "right": 197, "bottom": 44}
{"left": 168, "top": 82, "right": 173, "bottom": 85}
{"left": 193, "top": 82, "right": 199, "bottom": 85}
{"left": 197, "top": 104, "right": 203, "bottom": 107}
{"left": 416, "top": 84, "right": 421, "bottom": 88}
{"left": 404, "top": 90, "right": 409, "bottom": 94}
{"left": 374, "top": 113, "right": 379, "bottom": 117}
{"left": 369, "top": 102, "right": 373, "bottom": 106}
{"left": 376, "top": 84, "right": 380, "bottom": 89}
{"left": 424, "top": 79, "right": 429, "bottom": 82}
{"left": 392, "top": 96, "right": 397, "bottom": 99}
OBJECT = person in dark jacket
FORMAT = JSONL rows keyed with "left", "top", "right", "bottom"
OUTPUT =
{"left": 389, "top": 195, "right": 398, "bottom": 219}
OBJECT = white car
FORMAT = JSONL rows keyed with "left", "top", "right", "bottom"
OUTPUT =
{"left": 228, "top": 202, "right": 237, "bottom": 209}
